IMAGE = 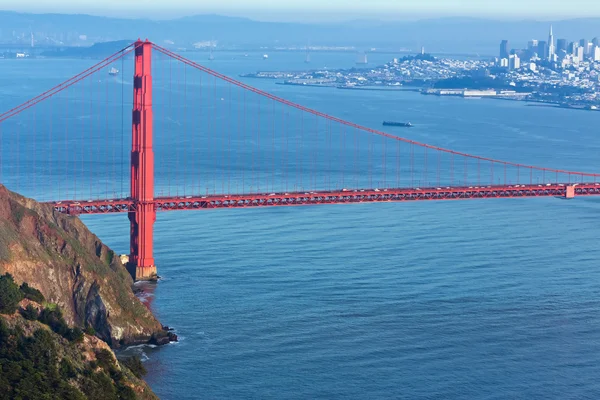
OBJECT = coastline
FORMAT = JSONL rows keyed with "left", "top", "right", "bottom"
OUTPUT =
{"left": 264, "top": 79, "right": 600, "bottom": 112}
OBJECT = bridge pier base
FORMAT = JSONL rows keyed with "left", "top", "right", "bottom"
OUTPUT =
{"left": 127, "top": 264, "right": 158, "bottom": 282}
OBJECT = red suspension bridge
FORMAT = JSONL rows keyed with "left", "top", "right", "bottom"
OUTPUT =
{"left": 1, "top": 40, "right": 599, "bottom": 280}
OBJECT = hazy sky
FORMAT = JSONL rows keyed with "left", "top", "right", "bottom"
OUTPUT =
{"left": 4, "top": 0, "right": 600, "bottom": 20}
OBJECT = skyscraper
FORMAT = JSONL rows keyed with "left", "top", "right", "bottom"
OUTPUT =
{"left": 568, "top": 42, "right": 577, "bottom": 55}
{"left": 576, "top": 46, "right": 584, "bottom": 61}
{"left": 499, "top": 40, "right": 509, "bottom": 59}
{"left": 508, "top": 54, "right": 521, "bottom": 70}
{"left": 556, "top": 39, "right": 567, "bottom": 53}
{"left": 547, "top": 25, "right": 555, "bottom": 61}
{"left": 537, "top": 41, "right": 548, "bottom": 60}
{"left": 579, "top": 39, "right": 587, "bottom": 48}
{"left": 593, "top": 37, "right": 600, "bottom": 47}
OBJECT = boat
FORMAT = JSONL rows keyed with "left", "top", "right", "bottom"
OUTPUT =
{"left": 383, "top": 121, "right": 413, "bottom": 127}
{"left": 108, "top": 67, "right": 119, "bottom": 76}
{"left": 263, "top": 54, "right": 269, "bottom": 60}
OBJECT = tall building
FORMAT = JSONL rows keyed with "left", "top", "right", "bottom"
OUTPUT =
{"left": 579, "top": 38, "right": 587, "bottom": 48}
{"left": 593, "top": 37, "right": 600, "bottom": 47}
{"left": 585, "top": 42, "right": 594, "bottom": 56}
{"left": 594, "top": 46, "right": 600, "bottom": 62}
{"left": 537, "top": 41, "right": 548, "bottom": 60}
{"left": 547, "top": 25, "right": 555, "bottom": 61}
{"left": 556, "top": 39, "right": 567, "bottom": 53}
{"left": 508, "top": 54, "right": 521, "bottom": 70}
{"left": 568, "top": 42, "right": 577, "bottom": 55}
{"left": 499, "top": 40, "right": 509, "bottom": 59}
{"left": 576, "top": 46, "right": 584, "bottom": 61}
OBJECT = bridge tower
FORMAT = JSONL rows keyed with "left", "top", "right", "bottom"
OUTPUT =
{"left": 128, "top": 40, "right": 156, "bottom": 281}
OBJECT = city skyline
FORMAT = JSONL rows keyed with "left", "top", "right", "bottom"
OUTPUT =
{"left": 498, "top": 24, "right": 600, "bottom": 71}
{"left": 5, "top": 0, "right": 600, "bottom": 21}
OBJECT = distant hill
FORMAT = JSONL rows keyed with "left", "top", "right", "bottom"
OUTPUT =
{"left": 1, "top": 11, "right": 599, "bottom": 54}
{"left": 40, "top": 39, "right": 134, "bottom": 57}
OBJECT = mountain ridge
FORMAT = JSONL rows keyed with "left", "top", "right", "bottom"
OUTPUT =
{"left": 1, "top": 10, "right": 598, "bottom": 53}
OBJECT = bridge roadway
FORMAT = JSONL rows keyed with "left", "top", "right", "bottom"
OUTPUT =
{"left": 47, "top": 183, "right": 599, "bottom": 215}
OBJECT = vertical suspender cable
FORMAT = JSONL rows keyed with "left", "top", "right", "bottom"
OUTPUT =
{"left": 16, "top": 120, "right": 20, "bottom": 194}
{"left": 105, "top": 72, "right": 109, "bottom": 198}
{"left": 313, "top": 115, "right": 318, "bottom": 190}
{"left": 228, "top": 83, "right": 232, "bottom": 195}
{"left": 341, "top": 125, "right": 345, "bottom": 189}
{"left": 65, "top": 89, "right": 69, "bottom": 199}
{"left": 282, "top": 103, "right": 286, "bottom": 193}
{"left": 33, "top": 105, "right": 36, "bottom": 198}
{"left": 121, "top": 52, "right": 125, "bottom": 198}
{"left": 464, "top": 158, "right": 468, "bottom": 187}
{"left": 213, "top": 75, "right": 217, "bottom": 194}
{"left": 397, "top": 141, "right": 401, "bottom": 188}
{"left": 382, "top": 134, "right": 387, "bottom": 189}
{"left": 271, "top": 99, "right": 275, "bottom": 193}
{"left": 423, "top": 148, "right": 427, "bottom": 188}
{"left": 183, "top": 64, "right": 187, "bottom": 196}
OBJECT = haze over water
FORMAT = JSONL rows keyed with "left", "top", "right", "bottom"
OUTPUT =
{"left": 3, "top": 50, "right": 600, "bottom": 398}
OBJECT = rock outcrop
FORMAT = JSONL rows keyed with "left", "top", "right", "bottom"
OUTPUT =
{"left": 0, "top": 184, "right": 164, "bottom": 346}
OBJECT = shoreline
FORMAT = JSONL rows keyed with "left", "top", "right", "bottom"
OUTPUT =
{"left": 263, "top": 79, "right": 600, "bottom": 112}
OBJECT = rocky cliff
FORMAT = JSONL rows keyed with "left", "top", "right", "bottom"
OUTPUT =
{"left": 0, "top": 184, "right": 165, "bottom": 346}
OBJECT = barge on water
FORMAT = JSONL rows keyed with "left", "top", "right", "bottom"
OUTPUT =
{"left": 383, "top": 121, "right": 413, "bottom": 127}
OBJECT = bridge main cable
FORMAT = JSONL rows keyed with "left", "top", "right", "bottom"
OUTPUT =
{"left": 0, "top": 42, "right": 141, "bottom": 124}
{"left": 151, "top": 43, "right": 600, "bottom": 180}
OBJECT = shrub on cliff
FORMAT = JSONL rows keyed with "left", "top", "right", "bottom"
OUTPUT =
{"left": 65, "top": 327, "right": 85, "bottom": 343}
{"left": 122, "top": 355, "right": 147, "bottom": 379}
{"left": 96, "top": 349, "right": 116, "bottom": 371}
{"left": 0, "top": 273, "right": 23, "bottom": 314}
{"left": 21, "top": 304, "right": 39, "bottom": 321}
{"left": 19, "top": 282, "right": 45, "bottom": 303}
{"left": 38, "top": 306, "right": 69, "bottom": 337}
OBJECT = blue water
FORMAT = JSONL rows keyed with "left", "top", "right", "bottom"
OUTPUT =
{"left": 3, "top": 51, "right": 600, "bottom": 399}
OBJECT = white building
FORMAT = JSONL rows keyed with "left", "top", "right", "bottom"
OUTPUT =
{"left": 500, "top": 58, "right": 509, "bottom": 68}
{"left": 594, "top": 46, "right": 600, "bottom": 62}
{"left": 508, "top": 54, "right": 521, "bottom": 70}
{"left": 547, "top": 25, "right": 555, "bottom": 61}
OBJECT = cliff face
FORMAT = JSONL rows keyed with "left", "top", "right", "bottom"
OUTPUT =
{"left": 0, "top": 185, "right": 163, "bottom": 345}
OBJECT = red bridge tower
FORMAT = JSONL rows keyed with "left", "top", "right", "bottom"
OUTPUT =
{"left": 128, "top": 40, "right": 156, "bottom": 281}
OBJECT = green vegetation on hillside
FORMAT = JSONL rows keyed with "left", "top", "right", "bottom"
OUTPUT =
{"left": 0, "top": 317, "right": 145, "bottom": 400}
{"left": 0, "top": 274, "right": 25, "bottom": 314}
{"left": 0, "top": 275, "right": 154, "bottom": 400}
